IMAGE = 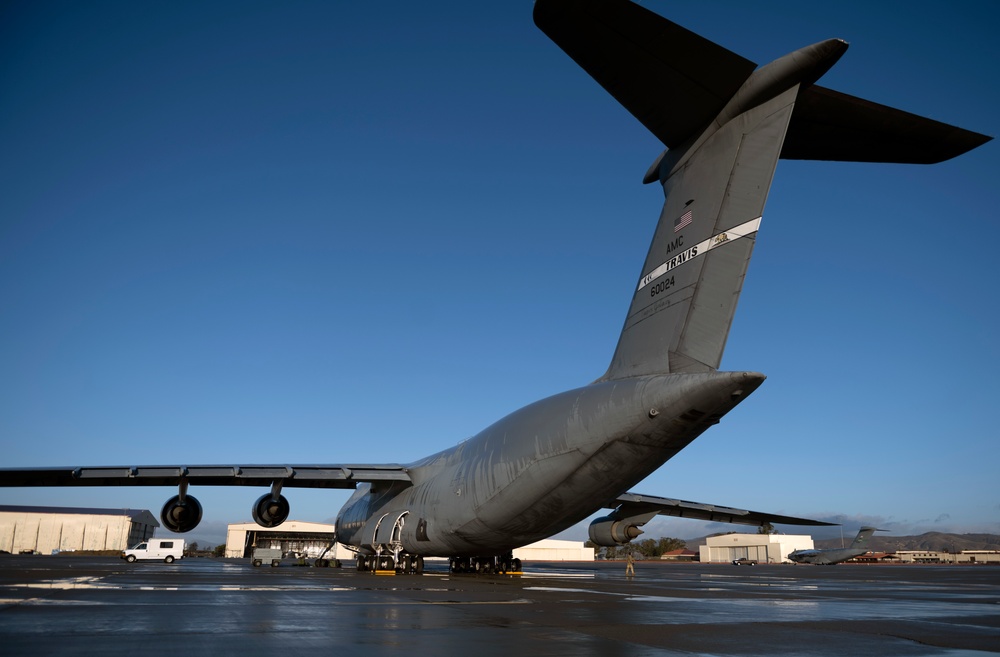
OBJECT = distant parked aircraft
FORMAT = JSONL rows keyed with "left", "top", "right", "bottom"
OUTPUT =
{"left": 788, "top": 527, "right": 885, "bottom": 565}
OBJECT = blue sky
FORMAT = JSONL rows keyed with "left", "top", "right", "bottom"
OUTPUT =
{"left": 2, "top": 1, "right": 997, "bottom": 548}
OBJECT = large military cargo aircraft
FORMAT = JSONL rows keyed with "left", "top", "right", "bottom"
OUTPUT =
{"left": 788, "top": 527, "right": 885, "bottom": 565}
{"left": 0, "top": 0, "right": 989, "bottom": 574}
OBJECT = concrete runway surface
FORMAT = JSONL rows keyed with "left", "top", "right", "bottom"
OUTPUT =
{"left": 1, "top": 556, "right": 997, "bottom": 656}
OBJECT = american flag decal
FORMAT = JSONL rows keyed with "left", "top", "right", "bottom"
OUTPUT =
{"left": 673, "top": 209, "right": 692, "bottom": 233}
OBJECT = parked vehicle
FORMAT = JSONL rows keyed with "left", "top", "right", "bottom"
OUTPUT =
{"left": 252, "top": 547, "right": 283, "bottom": 567}
{"left": 732, "top": 558, "right": 757, "bottom": 566}
{"left": 121, "top": 538, "right": 185, "bottom": 563}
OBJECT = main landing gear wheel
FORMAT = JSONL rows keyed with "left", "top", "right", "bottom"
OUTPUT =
{"left": 448, "top": 554, "right": 519, "bottom": 575}
{"left": 395, "top": 555, "right": 424, "bottom": 574}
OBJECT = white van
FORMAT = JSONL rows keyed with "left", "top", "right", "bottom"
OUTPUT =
{"left": 121, "top": 538, "right": 185, "bottom": 563}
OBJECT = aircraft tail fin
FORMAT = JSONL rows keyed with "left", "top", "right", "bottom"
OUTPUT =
{"left": 536, "top": 0, "right": 797, "bottom": 378}
{"left": 600, "top": 86, "right": 795, "bottom": 378}
{"left": 535, "top": 0, "right": 991, "bottom": 380}
{"left": 850, "top": 526, "right": 883, "bottom": 548}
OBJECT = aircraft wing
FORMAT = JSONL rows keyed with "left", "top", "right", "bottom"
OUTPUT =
{"left": 0, "top": 464, "right": 411, "bottom": 489}
{"left": 610, "top": 492, "right": 836, "bottom": 527}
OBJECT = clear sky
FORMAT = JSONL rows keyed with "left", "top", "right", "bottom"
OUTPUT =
{"left": 2, "top": 1, "right": 998, "bottom": 548}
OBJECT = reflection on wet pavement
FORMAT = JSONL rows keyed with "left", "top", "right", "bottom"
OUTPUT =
{"left": 1, "top": 558, "right": 997, "bottom": 656}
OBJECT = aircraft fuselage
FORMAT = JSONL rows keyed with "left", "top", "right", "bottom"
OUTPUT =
{"left": 789, "top": 548, "right": 868, "bottom": 565}
{"left": 336, "top": 371, "right": 764, "bottom": 557}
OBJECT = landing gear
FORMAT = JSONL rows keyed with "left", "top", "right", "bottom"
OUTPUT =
{"left": 448, "top": 553, "right": 521, "bottom": 575}
{"left": 498, "top": 557, "right": 522, "bottom": 574}
{"left": 354, "top": 552, "right": 424, "bottom": 574}
{"left": 400, "top": 555, "right": 424, "bottom": 575}
{"left": 354, "top": 553, "right": 397, "bottom": 572}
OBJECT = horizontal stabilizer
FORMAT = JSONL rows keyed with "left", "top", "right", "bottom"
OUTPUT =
{"left": 783, "top": 85, "right": 992, "bottom": 163}
{"left": 535, "top": 0, "right": 991, "bottom": 165}
{"left": 610, "top": 492, "right": 836, "bottom": 527}
{"left": 533, "top": 0, "right": 756, "bottom": 148}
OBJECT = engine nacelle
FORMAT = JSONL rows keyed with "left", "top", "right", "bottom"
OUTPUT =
{"left": 588, "top": 515, "right": 644, "bottom": 547}
{"left": 160, "top": 494, "right": 203, "bottom": 533}
{"left": 252, "top": 493, "right": 290, "bottom": 528}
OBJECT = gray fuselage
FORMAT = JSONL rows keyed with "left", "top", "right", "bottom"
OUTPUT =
{"left": 336, "top": 371, "right": 763, "bottom": 557}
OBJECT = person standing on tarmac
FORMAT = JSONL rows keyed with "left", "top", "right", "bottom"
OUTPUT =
{"left": 625, "top": 551, "right": 635, "bottom": 576}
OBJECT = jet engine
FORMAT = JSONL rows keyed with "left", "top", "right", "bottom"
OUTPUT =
{"left": 160, "top": 494, "right": 203, "bottom": 533}
{"left": 252, "top": 493, "right": 290, "bottom": 528}
{"left": 588, "top": 515, "right": 644, "bottom": 547}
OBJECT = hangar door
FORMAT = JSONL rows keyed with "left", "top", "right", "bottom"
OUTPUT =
{"left": 241, "top": 530, "right": 337, "bottom": 559}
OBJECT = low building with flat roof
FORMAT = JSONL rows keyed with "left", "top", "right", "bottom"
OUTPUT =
{"left": 660, "top": 548, "right": 699, "bottom": 561}
{"left": 513, "top": 539, "right": 594, "bottom": 561}
{"left": 895, "top": 550, "right": 1000, "bottom": 564}
{"left": 0, "top": 505, "right": 158, "bottom": 554}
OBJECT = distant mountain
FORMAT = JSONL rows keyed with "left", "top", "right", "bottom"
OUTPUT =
{"left": 682, "top": 532, "right": 1000, "bottom": 553}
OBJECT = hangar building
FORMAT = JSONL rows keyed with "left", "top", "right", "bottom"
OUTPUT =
{"left": 513, "top": 539, "right": 594, "bottom": 561}
{"left": 224, "top": 523, "right": 593, "bottom": 562}
{"left": 0, "top": 505, "right": 158, "bottom": 554}
{"left": 225, "top": 521, "right": 340, "bottom": 560}
{"left": 699, "top": 533, "right": 814, "bottom": 564}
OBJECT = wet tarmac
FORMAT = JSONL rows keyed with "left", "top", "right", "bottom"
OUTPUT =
{"left": 1, "top": 556, "right": 997, "bottom": 656}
